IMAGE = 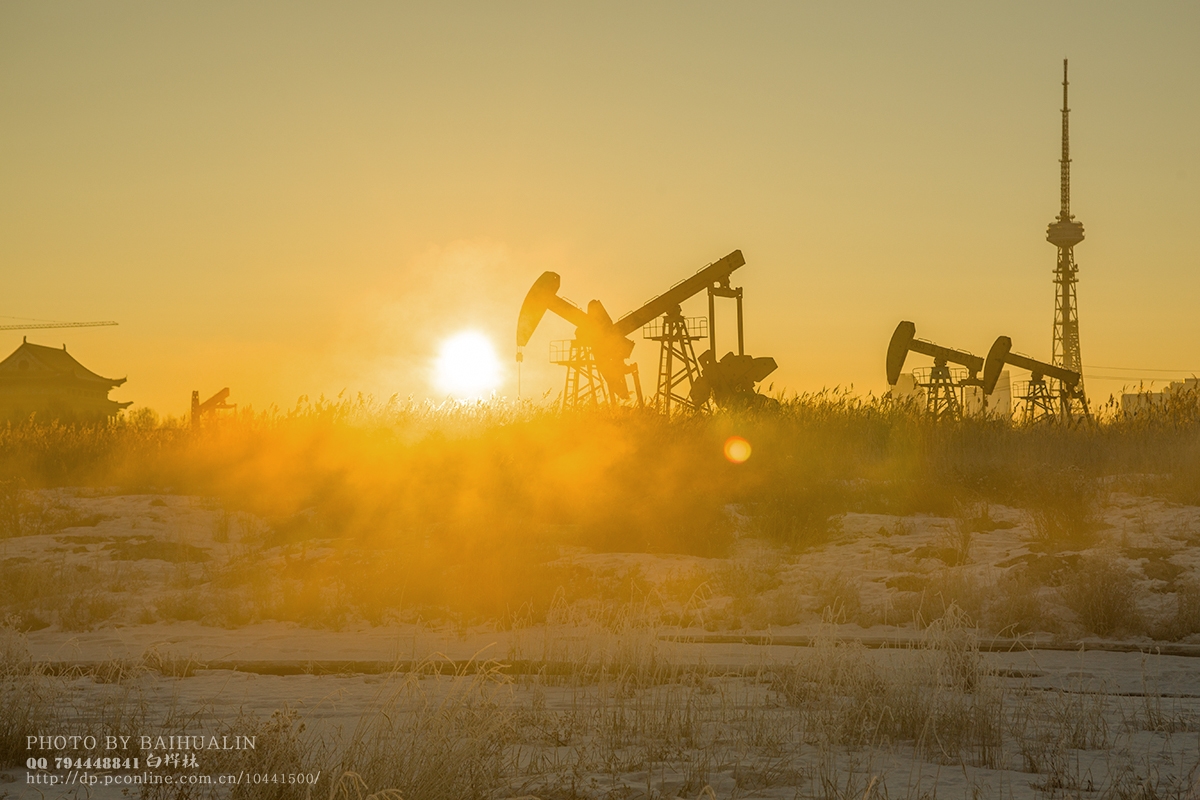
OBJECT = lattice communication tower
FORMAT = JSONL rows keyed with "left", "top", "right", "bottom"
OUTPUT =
{"left": 1046, "top": 59, "right": 1088, "bottom": 415}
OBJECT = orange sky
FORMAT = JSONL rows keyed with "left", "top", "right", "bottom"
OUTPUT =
{"left": 2, "top": 4, "right": 1197, "bottom": 414}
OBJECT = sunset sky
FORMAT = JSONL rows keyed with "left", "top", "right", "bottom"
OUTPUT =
{"left": 2, "top": 3, "right": 1197, "bottom": 415}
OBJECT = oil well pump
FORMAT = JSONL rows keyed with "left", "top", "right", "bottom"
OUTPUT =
{"left": 516, "top": 250, "right": 776, "bottom": 412}
{"left": 886, "top": 321, "right": 984, "bottom": 420}
{"left": 516, "top": 271, "right": 643, "bottom": 409}
{"left": 983, "top": 336, "right": 1087, "bottom": 422}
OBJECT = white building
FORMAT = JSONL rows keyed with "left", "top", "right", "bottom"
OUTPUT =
{"left": 1121, "top": 378, "right": 1199, "bottom": 415}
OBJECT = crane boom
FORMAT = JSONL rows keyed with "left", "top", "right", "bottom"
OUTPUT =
{"left": 0, "top": 320, "right": 118, "bottom": 331}
{"left": 615, "top": 250, "right": 745, "bottom": 336}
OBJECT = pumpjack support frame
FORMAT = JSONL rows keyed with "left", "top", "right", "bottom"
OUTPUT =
{"left": 643, "top": 308, "right": 708, "bottom": 414}
{"left": 551, "top": 340, "right": 612, "bottom": 410}
{"left": 923, "top": 362, "right": 962, "bottom": 421}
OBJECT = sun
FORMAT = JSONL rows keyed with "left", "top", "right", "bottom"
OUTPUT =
{"left": 434, "top": 331, "right": 502, "bottom": 398}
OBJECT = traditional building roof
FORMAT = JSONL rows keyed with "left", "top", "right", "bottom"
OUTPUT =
{"left": 0, "top": 339, "right": 126, "bottom": 386}
{"left": 0, "top": 338, "right": 131, "bottom": 420}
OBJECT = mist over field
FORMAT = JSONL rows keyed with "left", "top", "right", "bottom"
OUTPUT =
{"left": 2, "top": 394, "right": 1200, "bottom": 798}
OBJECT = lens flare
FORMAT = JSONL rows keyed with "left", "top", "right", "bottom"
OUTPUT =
{"left": 723, "top": 435, "right": 752, "bottom": 464}
{"left": 434, "top": 331, "right": 501, "bottom": 398}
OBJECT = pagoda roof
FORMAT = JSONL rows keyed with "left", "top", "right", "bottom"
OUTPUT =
{"left": 0, "top": 340, "right": 126, "bottom": 387}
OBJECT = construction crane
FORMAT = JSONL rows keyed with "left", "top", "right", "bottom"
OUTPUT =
{"left": 0, "top": 318, "right": 118, "bottom": 332}
{"left": 517, "top": 250, "right": 775, "bottom": 411}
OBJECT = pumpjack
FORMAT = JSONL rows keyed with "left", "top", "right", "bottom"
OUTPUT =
{"left": 516, "top": 250, "right": 776, "bottom": 412}
{"left": 886, "top": 321, "right": 984, "bottom": 421}
{"left": 983, "top": 336, "right": 1087, "bottom": 422}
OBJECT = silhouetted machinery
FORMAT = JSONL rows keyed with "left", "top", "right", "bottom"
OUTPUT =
{"left": 690, "top": 351, "right": 778, "bottom": 408}
{"left": 886, "top": 321, "right": 984, "bottom": 420}
{"left": 516, "top": 272, "right": 643, "bottom": 409}
{"left": 191, "top": 388, "right": 235, "bottom": 427}
{"left": 983, "top": 336, "right": 1087, "bottom": 422}
{"left": 516, "top": 250, "right": 776, "bottom": 412}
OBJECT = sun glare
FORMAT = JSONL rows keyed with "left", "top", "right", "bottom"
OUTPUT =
{"left": 434, "top": 331, "right": 502, "bottom": 398}
{"left": 724, "top": 436, "right": 752, "bottom": 464}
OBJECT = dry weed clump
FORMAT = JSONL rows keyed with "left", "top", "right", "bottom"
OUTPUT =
{"left": 1024, "top": 466, "right": 1105, "bottom": 551}
{"left": 213, "top": 709, "right": 322, "bottom": 800}
{"left": 1009, "top": 672, "right": 1112, "bottom": 787}
{"left": 810, "top": 571, "right": 865, "bottom": 625}
{"left": 1160, "top": 577, "right": 1200, "bottom": 641}
{"left": 1061, "top": 552, "right": 1142, "bottom": 636}
{"left": 744, "top": 483, "right": 847, "bottom": 551}
{"left": 774, "top": 608, "right": 1004, "bottom": 765}
{"left": 338, "top": 664, "right": 515, "bottom": 800}
{"left": 985, "top": 569, "right": 1054, "bottom": 635}
{"left": 0, "top": 624, "right": 58, "bottom": 768}
{"left": 1, "top": 552, "right": 145, "bottom": 633}
{"left": 141, "top": 646, "right": 207, "bottom": 678}
{"left": 0, "top": 476, "right": 24, "bottom": 537}
{"left": 888, "top": 567, "right": 991, "bottom": 630}
{"left": 59, "top": 589, "right": 126, "bottom": 631}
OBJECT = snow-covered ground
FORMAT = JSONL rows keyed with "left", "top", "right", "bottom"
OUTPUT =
{"left": 3, "top": 488, "right": 1200, "bottom": 799}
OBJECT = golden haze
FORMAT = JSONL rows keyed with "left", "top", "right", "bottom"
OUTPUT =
{"left": 0, "top": 4, "right": 1197, "bottom": 413}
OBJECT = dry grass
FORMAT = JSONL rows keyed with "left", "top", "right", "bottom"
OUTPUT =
{"left": 1025, "top": 467, "right": 1105, "bottom": 552}
{"left": 0, "top": 390, "right": 1194, "bottom": 629}
{"left": 4, "top": 610, "right": 1200, "bottom": 798}
{"left": 336, "top": 664, "right": 514, "bottom": 800}
{"left": 0, "top": 624, "right": 50, "bottom": 767}
{"left": 1061, "top": 551, "right": 1142, "bottom": 637}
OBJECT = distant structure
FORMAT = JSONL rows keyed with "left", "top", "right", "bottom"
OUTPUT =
{"left": 0, "top": 338, "right": 131, "bottom": 420}
{"left": 0, "top": 318, "right": 117, "bottom": 333}
{"left": 191, "top": 388, "right": 235, "bottom": 427}
{"left": 1047, "top": 59, "right": 1088, "bottom": 415}
{"left": 1121, "top": 379, "right": 1200, "bottom": 415}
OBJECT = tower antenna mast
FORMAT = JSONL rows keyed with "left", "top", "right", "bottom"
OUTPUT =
{"left": 1046, "top": 58, "right": 1087, "bottom": 415}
